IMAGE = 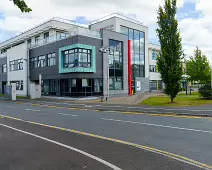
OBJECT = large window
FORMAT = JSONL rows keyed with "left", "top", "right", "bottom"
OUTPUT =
{"left": 9, "top": 59, "right": 23, "bottom": 71}
{"left": 150, "top": 80, "right": 162, "bottom": 90}
{"left": 120, "top": 26, "right": 145, "bottom": 78}
{"left": 109, "top": 39, "right": 123, "bottom": 90}
{"left": 37, "top": 55, "right": 46, "bottom": 68}
{"left": 2, "top": 64, "right": 6, "bottom": 73}
{"left": 10, "top": 80, "right": 23, "bottom": 90}
{"left": 31, "top": 57, "right": 37, "bottom": 68}
{"left": 47, "top": 53, "right": 56, "bottom": 66}
{"left": 42, "top": 78, "right": 103, "bottom": 97}
{"left": 63, "top": 48, "right": 91, "bottom": 68}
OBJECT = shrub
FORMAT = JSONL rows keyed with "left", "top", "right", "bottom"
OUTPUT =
{"left": 199, "top": 84, "right": 212, "bottom": 98}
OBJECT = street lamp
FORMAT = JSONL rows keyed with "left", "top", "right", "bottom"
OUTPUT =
{"left": 99, "top": 46, "right": 111, "bottom": 100}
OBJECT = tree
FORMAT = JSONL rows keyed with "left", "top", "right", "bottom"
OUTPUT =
{"left": 186, "top": 47, "right": 211, "bottom": 84}
{"left": 156, "top": 0, "right": 183, "bottom": 103}
{"left": 12, "top": 0, "right": 32, "bottom": 12}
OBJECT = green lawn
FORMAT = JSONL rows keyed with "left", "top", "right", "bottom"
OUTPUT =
{"left": 141, "top": 93, "right": 212, "bottom": 106}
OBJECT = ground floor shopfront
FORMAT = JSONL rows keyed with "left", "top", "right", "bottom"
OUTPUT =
{"left": 41, "top": 78, "right": 103, "bottom": 97}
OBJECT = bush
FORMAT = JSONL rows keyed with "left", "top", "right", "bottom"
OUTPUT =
{"left": 199, "top": 84, "right": 212, "bottom": 98}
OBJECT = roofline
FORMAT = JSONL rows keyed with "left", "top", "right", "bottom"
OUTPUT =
{"left": 89, "top": 13, "right": 148, "bottom": 28}
{"left": 0, "top": 17, "right": 84, "bottom": 47}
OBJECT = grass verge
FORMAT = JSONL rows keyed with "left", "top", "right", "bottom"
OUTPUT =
{"left": 141, "top": 93, "right": 212, "bottom": 106}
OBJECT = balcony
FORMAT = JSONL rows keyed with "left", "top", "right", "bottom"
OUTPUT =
{"left": 28, "top": 26, "right": 101, "bottom": 49}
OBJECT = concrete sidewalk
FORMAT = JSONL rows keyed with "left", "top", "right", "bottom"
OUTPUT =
{"left": 3, "top": 97, "right": 212, "bottom": 118}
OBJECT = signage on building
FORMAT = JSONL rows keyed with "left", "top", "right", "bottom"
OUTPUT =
{"left": 97, "top": 24, "right": 114, "bottom": 32}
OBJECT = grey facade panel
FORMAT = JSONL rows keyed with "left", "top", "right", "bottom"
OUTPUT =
{"left": 29, "top": 35, "right": 103, "bottom": 80}
{"left": 102, "top": 29, "right": 129, "bottom": 97}
{"left": 0, "top": 57, "right": 7, "bottom": 94}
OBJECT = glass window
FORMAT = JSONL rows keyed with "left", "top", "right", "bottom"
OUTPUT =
{"left": 134, "top": 30, "right": 139, "bottom": 40}
{"left": 2, "top": 64, "right": 7, "bottom": 73}
{"left": 134, "top": 40, "right": 139, "bottom": 54}
{"left": 139, "top": 43, "right": 145, "bottom": 55}
{"left": 150, "top": 80, "right": 162, "bottom": 90}
{"left": 120, "top": 26, "right": 128, "bottom": 35}
{"left": 63, "top": 48, "right": 91, "bottom": 68}
{"left": 10, "top": 80, "right": 23, "bottom": 90}
{"left": 38, "top": 55, "right": 46, "bottom": 67}
{"left": 134, "top": 54, "right": 140, "bottom": 64}
{"left": 152, "top": 50, "right": 156, "bottom": 60}
{"left": 35, "top": 36, "right": 40, "bottom": 46}
{"left": 56, "top": 31, "right": 68, "bottom": 40}
{"left": 47, "top": 53, "right": 56, "bottom": 66}
{"left": 109, "top": 39, "right": 123, "bottom": 90}
{"left": 31, "top": 57, "right": 37, "bottom": 68}
{"left": 72, "top": 79, "right": 76, "bottom": 87}
{"left": 149, "top": 65, "right": 158, "bottom": 72}
{"left": 129, "top": 29, "right": 133, "bottom": 40}
{"left": 9, "top": 59, "right": 23, "bottom": 71}
{"left": 82, "top": 79, "right": 88, "bottom": 87}
{"left": 44, "top": 32, "right": 49, "bottom": 43}
{"left": 140, "top": 31, "right": 145, "bottom": 43}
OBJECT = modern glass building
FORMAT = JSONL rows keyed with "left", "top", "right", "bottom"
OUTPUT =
{"left": 120, "top": 26, "right": 145, "bottom": 78}
{"left": 0, "top": 14, "right": 153, "bottom": 97}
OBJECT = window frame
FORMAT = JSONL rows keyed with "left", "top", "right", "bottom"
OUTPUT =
{"left": 63, "top": 48, "right": 91, "bottom": 68}
{"left": 37, "top": 55, "right": 46, "bottom": 68}
{"left": 2, "top": 64, "right": 7, "bottom": 73}
{"left": 10, "top": 80, "right": 24, "bottom": 91}
{"left": 47, "top": 53, "right": 56, "bottom": 66}
{"left": 9, "top": 59, "right": 23, "bottom": 71}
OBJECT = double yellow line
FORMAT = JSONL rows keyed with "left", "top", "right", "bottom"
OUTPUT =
{"left": 1, "top": 114, "right": 211, "bottom": 170}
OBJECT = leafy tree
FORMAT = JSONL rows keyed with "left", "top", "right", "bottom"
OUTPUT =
{"left": 156, "top": 0, "right": 183, "bottom": 103}
{"left": 12, "top": 0, "right": 32, "bottom": 12}
{"left": 186, "top": 47, "right": 211, "bottom": 84}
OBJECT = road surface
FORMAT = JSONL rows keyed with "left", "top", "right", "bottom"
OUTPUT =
{"left": 0, "top": 100, "right": 212, "bottom": 169}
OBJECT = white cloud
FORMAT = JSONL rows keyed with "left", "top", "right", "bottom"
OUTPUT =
{"left": 1, "top": 0, "right": 212, "bottom": 62}
{"left": 178, "top": 0, "right": 212, "bottom": 62}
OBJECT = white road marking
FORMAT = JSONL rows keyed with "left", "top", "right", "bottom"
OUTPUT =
{"left": 57, "top": 113, "right": 78, "bottom": 117}
{"left": 102, "top": 118, "right": 212, "bottom": 134}
{"left": 57, "top": 113, "right": 71, "bottom": 116}
{"left": 0, "top": 123, "right": 122, "bottom": 170}
{"left": 5, "top": 106, "right": 15, "bottom": 108}
{"left": 26, "top": 109, "right": 40, "bottom": 112}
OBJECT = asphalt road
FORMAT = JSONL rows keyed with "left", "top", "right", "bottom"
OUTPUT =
{"left": 0, "top": 100, "right": 212, "bottom": 169}
{"left": 17, "top": 98, "right": 212, "bottom": 117}
{"left": 0, "top": 118, "right": 203, "bottom": 170}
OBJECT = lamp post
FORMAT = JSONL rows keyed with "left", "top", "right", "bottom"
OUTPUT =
{"left": 99, "top": 46, "right": 111, "bottom": 100}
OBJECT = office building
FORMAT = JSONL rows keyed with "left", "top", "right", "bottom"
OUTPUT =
{"left": 0, "top": 13, "right": 161, "bottom": 97}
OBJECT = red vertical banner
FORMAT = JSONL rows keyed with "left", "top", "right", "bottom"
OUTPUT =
{"left": 128, "top": 40, "right": 132, "bottom": 96}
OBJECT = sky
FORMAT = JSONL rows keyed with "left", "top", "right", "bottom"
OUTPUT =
{"left": 0, "top": 0, "right": 212, "bottom": 62}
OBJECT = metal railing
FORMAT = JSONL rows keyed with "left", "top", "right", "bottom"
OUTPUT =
{"left": 28, "top": 26, "right": 101, "bottom": 49}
